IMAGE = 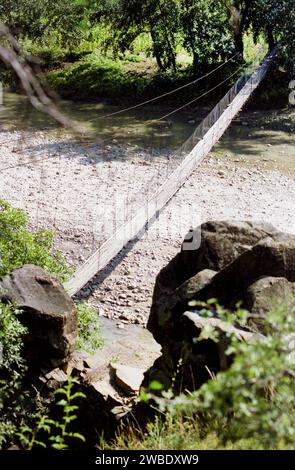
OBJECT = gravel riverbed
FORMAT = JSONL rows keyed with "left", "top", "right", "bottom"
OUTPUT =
{"left": 1, "top": 127, "right": 294, "bottom": 326}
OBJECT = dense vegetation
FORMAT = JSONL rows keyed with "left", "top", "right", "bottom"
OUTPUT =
{"left": 2, "top": 0, "right": 294, "bottom": 66}
{"left": 110, "top": 301, "right": 295, "bottom": 450}
{"left": 1, "top": 1, "right": 294, "bottom": 103}
{"left": 0, "top": 302, "right": 27, "bottom": 448}
{"left": 0, "top": 200, "right": 71, "bottom": 282}
{"left": 0, "top": 202, "right": 102, "bottom": 448}
{"left": 3, "top": 294, "right": 294, "bottom": 449}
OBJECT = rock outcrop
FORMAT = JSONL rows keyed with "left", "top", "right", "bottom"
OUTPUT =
{"left": 56, "top": 320, "right": 161, "bottom": 441}
{"left": 0, "top": 264, "right": 77, "bottom": 370}
{"left": 146, "top": 221, "right": 295, "bottom": 392}
{"left": 149, "top": 220, "right": 279, "bottom": 344}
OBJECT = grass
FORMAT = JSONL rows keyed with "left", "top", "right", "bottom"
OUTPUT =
{"left": 76, "top": 302, "right": 104, "bottom": 355}
{"left": 47, "top": 53, "right": 150, "bottom": 102}
{"left": 104, "top": 415, "right": 265, "bottom": 450}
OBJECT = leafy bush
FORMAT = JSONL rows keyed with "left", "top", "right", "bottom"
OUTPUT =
{"left": 0, "top": 200, "right": 72, "bottom": 282}
{"left": 76, "top": 302, "right": 104, "bottom": 355}
{"left": 0, "top": 302, "right": 27, "bottom": 448}
{"left": 47, "top": 53, "right": 149, "bottom": 102}
{"left": 0, "top": 199, "right": 74, "bottom": 448}
{"left": 18, "top": 376, "right": 85, "bottom": 450}
{"left": 0, "top": 301, "right": 87, "bottom": 449}
{"left": 143, "top": 300, "right": 295, "bottom": 450}
{"left": 0, "top": 0, "right": 86, "bottom": 47}
{"left": 197, "top": 300, "right": 295, "bottom": 448}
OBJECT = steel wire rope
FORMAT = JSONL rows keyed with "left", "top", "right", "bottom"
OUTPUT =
{"left": 91, "top": 53, "right": 239, "bottom": 120}
{"left": 155, "top": 67, "right": 244, "bottom": 122}
{"left": 0, "top": 63, "right": 248, "bottom": 174}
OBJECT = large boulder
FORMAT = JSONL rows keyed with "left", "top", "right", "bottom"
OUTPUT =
{"left": 149, "top": 220, "right": 279, "bottom": 344}
{"left": 152, "top": 220, "right": 278, "bottom": 299}
{"left": 243, "top": 276, "right": 295, "bottom": 331}
{"left": 0, "top": 265, "right": 77, "bottom": 370}
{"left": 146, "top": 221, "right": 295, "bottom": 392}
{"left": 144, "top": 310, "right": 257, "bottom": 392}
{"left": 195, "top": 234, "right": 295, "bottom": 307}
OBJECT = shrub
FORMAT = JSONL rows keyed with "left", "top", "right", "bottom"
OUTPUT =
{"left": 47, "top": 54, "right": 149, "bottom": 102}
{"left": 0, "top": 199, "right": 72, "bottom": 282}
{"left": 76, "top": 302, "right": 104, "bottom": 355}
{"left": 196, "top": 300, "right": 295, "bottom": 449}
{"left": 18, "top": 376, "right": 85, "bottom": 450}
{"left": 144, "top": 300, "right": 295, "bottom": 450}
{"left": 0, "top": 302, "right": 27, "bottom": 448}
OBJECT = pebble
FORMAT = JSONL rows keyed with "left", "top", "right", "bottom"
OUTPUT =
{"left": 1, "top": 124, "right": 294, "bottom": 330}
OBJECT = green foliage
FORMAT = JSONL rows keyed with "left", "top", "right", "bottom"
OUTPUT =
{"left": 2, "top": 0, "right": 293, "bottom": 103}
{"left": 1, "top": 0, "right": 295, "bottom": 75}
{"left": 197, "top": 301, "right": 295, "bottom": 448}
{"left": 0, "top": 302, "right": 27, "bottom": 448}
{"left": 108, "top": 414, "right": 262, "bottom": 450}
{"left": 147, "top": 300, "right": 295, "bottom": 449}
{"left": 248, "top": 0, "right": 295, "bottom": 71}
{"left": 94, "top": 0, "right": 233, "bottom": 71}
{"left": 46, "top": 377, "right": 86, "bottom": 450}
{"left": 180, "top": 0, "right": 234, "bottom": 70}
{"left": 47, "top": 53, "right": 150, "bottom": 101}
{"left": 0, "top": 199, "right": 74, "bottom": 448}
{"left": 93, "top": 0, "right": 295, "bottom": 72}
{"left": 0, "top": 200, "right": 72, "bottom": 282}
{"left": 18, "top": 377, "right": 86, "bottom": 450}
{"left": 76, "top": 302, "right": 104, "bottom": 355}
{"left": 0, "top": 0, "right": 86, "bottom": 47}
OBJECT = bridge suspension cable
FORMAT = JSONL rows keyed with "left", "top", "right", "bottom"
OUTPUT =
{"left": 156, "top": 67, "right": 243, "bottom": 121}
{"left": 66, "top": 49, "right": 277, "bottom": 295}
{"left": 95, "top": 53, "right": 239, "bottom": 119}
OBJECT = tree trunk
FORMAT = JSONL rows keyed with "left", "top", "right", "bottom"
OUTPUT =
{"left": 154, "top": 49, "right": 165, "bottom": 71}
{"left": 267, "top": 28, "right": 276, "bottom": 51}
{"left": 192, "top": 51, "right": 199, "bottom": 74}
{"left": 150, "top": 26, "right": 165, "bottom": 70}
{"left": 158, "top": 1, "right": 177, "bottom": 72}
{"left": 230, "top": 4, "right": 244, "bottom": 61}
{"left": 234, "top": 28, "right": 244, "bottom": 60}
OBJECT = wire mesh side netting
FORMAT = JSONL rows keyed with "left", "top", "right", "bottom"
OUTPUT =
{"left": 0, "top": 49, "right": 276, "bottom": 288}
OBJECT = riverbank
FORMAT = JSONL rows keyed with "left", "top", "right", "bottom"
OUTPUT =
{"left": 81, "top": 152, "right": 295, "bottom": 326}
{"left": 1, "top": 46, "right": 291, "bottom": 107}
{"left": 0, "top": 106, "right": 294, "bottom": 325}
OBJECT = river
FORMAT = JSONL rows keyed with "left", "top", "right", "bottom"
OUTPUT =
{"left": 0, "top": 92, "right": 294, "bottom": 325}
{"left": 1, "top": 92, "right": 294, "bottom": 176}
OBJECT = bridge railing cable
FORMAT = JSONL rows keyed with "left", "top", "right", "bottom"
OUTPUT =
{"left": 90, "top": 53, "right": 240, "bottom": 120}
{"left": 65, "top": 48, "right": 278, "bottom": 296}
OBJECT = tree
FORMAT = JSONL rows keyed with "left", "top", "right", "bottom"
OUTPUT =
{"left": 248, "top": 0, "right": 295, "bottom": 69}
{"left": 180, "top": 0, "right": 235, "bottom": 72}
{"left": 224, "top": 1, "right": 254, "bottom": 59}
{"left": 0, "top": 0, "right": 86, "bottom": 47}
{"left": 224, "top": 1, "right": 295, "bottom": 66}
{"left": 93, "top": 0, "right": 180, "bottom": 71}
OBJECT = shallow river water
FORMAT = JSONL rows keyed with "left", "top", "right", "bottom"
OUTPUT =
{"left": 1, "top": 92, "right": 295, "bottom": 325}
{"left": 1, "top": 92, "right": 294, "bottom": 175}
